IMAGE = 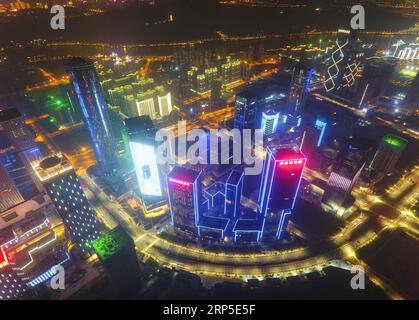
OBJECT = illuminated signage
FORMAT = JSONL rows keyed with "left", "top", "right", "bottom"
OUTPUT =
{"left": 168, "top": 177, "right": 191, "bottom": 187}
{"left": 279, "top": 159, "right": 304, "bottom": 166}
{"left": 129, "top": 141, "right": 163, "bottom": 197}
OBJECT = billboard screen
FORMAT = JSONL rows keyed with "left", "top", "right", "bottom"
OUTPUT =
{"left": 130, "top": 141, "right": 163, "bottom": 197}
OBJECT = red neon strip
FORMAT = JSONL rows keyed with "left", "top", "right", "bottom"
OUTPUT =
{"left": 169, "top": 178, "right": 191, "bottom": 186}
{"left": 279, "top": 159, "right": 305, "bottom": 166}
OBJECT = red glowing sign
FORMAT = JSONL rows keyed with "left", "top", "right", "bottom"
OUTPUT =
{"left": 279, "top": 159, "right": 305, "bottom": 166}
{"left": 169, "top": 177, "right": 191, "bottom": 186}
{"left": 0, "top": 247, "right": 9, "bottom": 269}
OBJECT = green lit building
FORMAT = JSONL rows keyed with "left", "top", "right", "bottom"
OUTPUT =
{"left": 367, "top": 134, "right": 408, "bottom": 180}
{"left": 93, "top": 226, "right": 141, "bottom": 295}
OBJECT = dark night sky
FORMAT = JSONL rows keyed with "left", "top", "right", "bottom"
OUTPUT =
{"left": 0, "top": 0, "right": 417, "bottom": 44}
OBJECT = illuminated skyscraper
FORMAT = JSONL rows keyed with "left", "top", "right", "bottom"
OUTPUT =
{"left": 0, "top": 108, "right": 39, "bottom": 158}
{"left": 324, "top": 29, "right": 358, "bottom": 92}
{"left": 287, "top": 63, "right": 313, "bottom": 120}
{"left": 367, "top": 134, "right": 408, "bottom": 180}
{"left": 260, "top": 110, "right": 279, "bottom": 137}
{"left": 92, "top": 226, "right": 141, "bottom": 296}
{"left": 352, "top": 57, "right": 396, "bottom": 109}
{"left": 402, "top": 72, "right": 419, "bottom": 116}
{"left": 323, "top": 138, "right": 369, "bottom": 210}
{"left": 0, "top": 163, "right": 24, "bottom": 212}
{"left": 234, "top": 91, "right": 257, "bottom": 131}
{"left": 258, "top": 145, "right": 306, "bottom": 241}
{"left": 124, "top": 116, "right": 165, "bottom": 211}
{"left": 167, "top": 166, "right": 202, "bottom": 236}
{"left": 157, "top": 92, "right": 173, "bottom": 117}
{"left": 136, "top": 97, "right": 156, "bottom": 119}
{"left": 32, "top": 154, "right": 101, "bottom": 253}
{"left": 65, "top": 58, "right": 117, "bottom": 175}
{"left": 224, "top": 170, "right": 244, "bottom": 219}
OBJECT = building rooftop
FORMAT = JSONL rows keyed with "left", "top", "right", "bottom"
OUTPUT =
{"left": 233, "top": 219, "right": 262, "bottom": 232}
{"left": 31, "top": 154, "right": 72, "bottom": 182}
{"left": 92, "top": 226, "right": 133, "bottom": 261}
{"left": 0, "top": 108, "right": 21, "bottom": 123}
{"left": 199, "top": 216, "right": 229, "bottom": 231}
{"left": 268, "top": 144, "right": 305, "bottom": 161}
{"left": 167, "top": 166, "right": 201, "bottom": 184}
{"left": 382, "top": 134, "right": 408, "bottom": 149}
{"left": 226, "top": 170, "right": 244, "bottom": 186}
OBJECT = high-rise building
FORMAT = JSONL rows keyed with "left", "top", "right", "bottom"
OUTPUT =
{"left": 0, "top": 265, "right": 29, "bottom": 300}
{"left": 124, "top": 116, "right": 165, "bottom": 211}
{"left": 324, "top": 29, "right": 358, "bottom": 92}
{"left": 167, "top": 166, "right": 202, "bottom": 236}
{"left": 32, "top": 154, "right": 102, "bottom": 253}
{"left": 65, "top": 57, "right": 117, "bottom": 175}
{"left": 258, "top": 145, "right": 306, "bottom": 241}
{"left": 234, "top": 91, "right": 257, "bottom": 130}
{"left": 402, "top": 72, "right": 419, "bottom": 116}
{"left": 352, "top": 57, "right": 397, "bottom": 109}
{"left": 92, "top": 226, "right": 141, "bottom": 296}
{"left": 322, "top": 138, "right": 369, "bottom": 210}
{"left": 0, "top": 163, "right": 24, "bottom": 212}
{"left": 367, "top": 134, "right": 408, "bottom": 180}
{"left": 0, "top": 108, "right": 39, "bottom": 157}
{"left": 0, "top": 132, "right": 39, "bottom": 200}
{"left": 260, "top": 110, "right": 280, "bottom": 137}
{"left": 136, "top": 97, "right": 156, "bottom": 119}
{"left": 224, "top": 170, "right": 244, "bottom": 219}
{"left": 157, "top": 92, "right": 173, "bottom": 117}
{"left": 287, "top": 63, "right": 313, "bottom": 119}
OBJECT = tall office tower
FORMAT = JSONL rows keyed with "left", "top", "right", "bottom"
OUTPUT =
{"left": 258, "top": 145, "right": 306, "bottom": 241}
{"left": 322, "top": 138, "right": 369, "bottom": 210}
{"left": 224, "top": 170, "right": 244, "bottom": 219}
{"left": 352, "top": 57, "right": 397, "bottom": 109}
{"left": 324, "top": 29, "right": 358, "bottom": 92}
{"left": 0, "top": 265, "right": 29, "bottom": 300}
{"left": 287, "top": 63, "right": 313, "bottom": 120}
{"left": 260, "top": 110, "right": 279, "bottom": 137}
{"left": 234, "top": 91, "right": 257, "bottom": 130}
{"left": 167, "top": 166, "right": 202, "bottom": 236}
{"left": 301, "top": 118, "right": 327, "bottom": 157}
{"left": 136, "top": 97, "right": 156, "bottom": 119}
{"left": 402, "top": 72, "right": 419, "bottom": 116}
{"left": 124, "top": 116, "right": 165, "bottom": 211}
{"left": 0, "top": 108, "right": 40, "bottom": 159}
{"left": 367, "top": 134, "right": 408, "bottom": 180}
{"left": 65, "top": 57, "right": 117, "bottom": 175}
{"left": 0, "top": 163, "right": 24, "bottom": 212}
{"left": 157, "top": 92, "right": 173, "bottom": 117}
{"left": 92, "top": 226, "right": 141, "bottom": 297}
{"left": 32, "top": 154, "right": 101, "bottom": 253}
{"left": 0, "top": 132, "right": 40, "bottom": 200}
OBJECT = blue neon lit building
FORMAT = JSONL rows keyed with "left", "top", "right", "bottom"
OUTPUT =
{"left": 167, "top": 166, "right": 202, "bottom": 236}
{"left": 224, "top": 170, "right": 244, "bottom": 219}
{"left": 258, "top": 145, "right": 306, "bottom": 241}
{"left": 287, "top": 63, "right": 313, "bottom": 125}
{"left": 260, "top": 110, "right": 280, "bottom": 137}
{"left": 314, "top": 118, "right": 327, "bottom": 147}
{"left": 65, "top": 58, "right": 117, "bottom": 175}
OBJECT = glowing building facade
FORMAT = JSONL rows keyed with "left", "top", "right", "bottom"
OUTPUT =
{"left": 367, "top": 134, "right": 408, "bottom": 180}
{"left": 32, "top": 154, "right": 101, "bottom": 252}
{"left": 261, "top": 110, "right": 279, "bottom": 137}
{"left": 65, "top": 58, "right": 117, "bottom": 175}
{"left": 124, "top": 116, "right": 165, "bottom": 211}
{"left": 167, "top": 167, "right": 202, "bottom": 236}
{"left": 258, "top": 145, "right": 306, "bottom": 241}
{"left": 0, "top": 163, "right": 24, "bottom": 212}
